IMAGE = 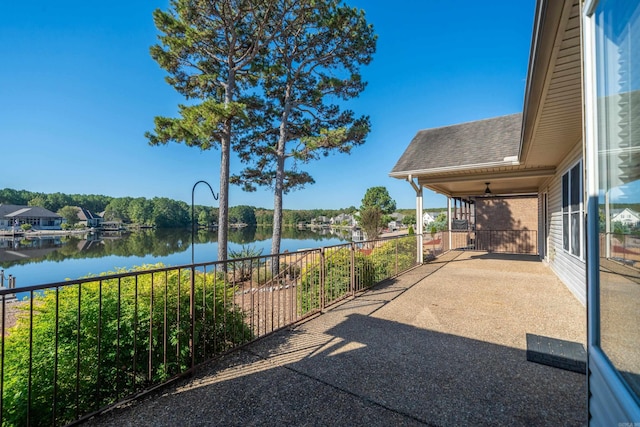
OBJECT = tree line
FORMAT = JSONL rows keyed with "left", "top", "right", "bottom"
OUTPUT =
{"left": 0, "top": 187, "right": 359, "bottom": 229}
{"left": 0, "top": 188, "right": 112, "bottom": 215}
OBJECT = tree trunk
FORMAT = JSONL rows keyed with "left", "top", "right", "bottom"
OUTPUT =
{"left": 271, "top": 85, "right": 293, "bottom": 274}
{"left": 271, "top": 130, "right": 287, "bottom": 258}
{"left": 218, "top": 126, "right": 230, "bottom": 263}
{"left": 218, "top": 70, "right": 236, "bottom": 264}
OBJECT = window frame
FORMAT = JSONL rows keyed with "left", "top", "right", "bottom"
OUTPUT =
{"left": 561, "top": 160, "right": 584, "bottom": 259}
{"left": 584, "top": 0, "right": 640, "bottom": 419}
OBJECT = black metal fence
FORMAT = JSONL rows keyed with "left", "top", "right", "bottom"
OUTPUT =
{"left": 0, "top": 234, "right": 418, "bottom": 426}
{"left": 445, "top": 229, "right": 538, "bottom": 255}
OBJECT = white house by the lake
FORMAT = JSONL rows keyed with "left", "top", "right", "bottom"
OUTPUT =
{"left": 422, "top": 212, "right": 435, "bottom": 226}
{"left": 330, "top": 213, "right": 357, "bottom": 227}
{"left": 0, "top": 204, "right": 63, "bottom": 231}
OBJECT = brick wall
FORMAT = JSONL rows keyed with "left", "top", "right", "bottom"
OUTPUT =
{"left": 475, "top": 196, "right": 538, "bottom": 231}
{"left": 474, "top": 196, "right": 539, "bottom": 254}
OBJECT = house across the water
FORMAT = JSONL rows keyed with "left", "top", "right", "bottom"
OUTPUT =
{"left": 0, "top": 204, "right": 63, "bottom": 231}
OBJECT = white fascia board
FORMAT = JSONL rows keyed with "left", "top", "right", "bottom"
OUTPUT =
{"left": 418, "top": 167, "right": 556, "bottom": 184}
{"left": 388, "top": 159, "right": 521, "bottom": 179}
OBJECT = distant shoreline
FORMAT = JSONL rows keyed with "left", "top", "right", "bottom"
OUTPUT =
{"left": 0, "top": 229, "right": 90, "bottom": 238}
{"left": 0, "top": 227, "right": 412, "bottom": 239}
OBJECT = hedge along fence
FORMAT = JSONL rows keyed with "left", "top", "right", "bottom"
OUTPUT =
{"left": 1, "top": 264, "right": 251, "bottom": 427}
{"left": 298, "top": 235, "right": 419, "bottom": 315}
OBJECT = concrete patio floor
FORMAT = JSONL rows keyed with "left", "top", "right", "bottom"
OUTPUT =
{"left": 85, "top": 250, "right": 587, "bottom": 426}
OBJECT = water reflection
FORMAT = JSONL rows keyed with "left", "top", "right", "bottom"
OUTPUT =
{"left": 0, "top": 226, "right": 352, "bottom": 270}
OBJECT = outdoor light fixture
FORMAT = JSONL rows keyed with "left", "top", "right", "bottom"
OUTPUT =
{"left": 484, "top": 182, "right": 492, "bottom": 195}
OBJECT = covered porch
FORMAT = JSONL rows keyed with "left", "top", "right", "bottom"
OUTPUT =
{"left": 86, "top": 250, "right": 586, "bottom": 426}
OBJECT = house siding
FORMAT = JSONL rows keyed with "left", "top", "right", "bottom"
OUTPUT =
{"left": 544, "top": 143, "right": 586, "bottom": 306}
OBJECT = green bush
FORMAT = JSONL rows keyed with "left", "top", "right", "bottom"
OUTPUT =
{"left": 2, "top": 264, "right": 251, "bottom": 427}
{"left": 368, "top": 237, "right": 417, "bottom": 281}
{"left": 298, "top": 248, "right": 376, "bottom": 314}
{"left": 229, "top": 245, "right": 264, "bottom": 282}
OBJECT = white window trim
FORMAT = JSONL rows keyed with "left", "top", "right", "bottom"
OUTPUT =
{"left": 584, "top": 0, "right": 640, "bottom": 420}
{"left": 562, "top": 159, "right": 584, "bottom": 260}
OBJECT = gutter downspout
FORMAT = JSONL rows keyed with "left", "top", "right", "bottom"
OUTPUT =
{"left": 407, "top": 175, "right": 423, "bottom": 264}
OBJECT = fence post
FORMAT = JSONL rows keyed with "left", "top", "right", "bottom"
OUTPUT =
{"left": 350, "top": 243, "right": 355, "bottom": 296}
{"left": 320, "top": 248, "right": 325, "bottom": 311}
{"left": 395, "top": 238, "right": 399, "bottom": 276}
{"left": 190, "top": 265, "right": 195, "bottom": 371}
{"left": 489, "top": 231, "right": 492, "bottom": 252}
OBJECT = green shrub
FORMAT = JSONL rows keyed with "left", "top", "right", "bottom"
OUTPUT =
{"left": 368, "top": 237, "right": 417, "bottom": 280}
{"left": 298, "top": 248, "right": 376, "bottom": 314}
{"left": 2, "top": 264, "right": 251, "bottom": 427}
{"left": 229, "top": 245, "right": 264, "bottom": 281}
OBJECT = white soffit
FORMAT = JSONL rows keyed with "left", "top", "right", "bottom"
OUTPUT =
{"left": 524, "top": 0, "right": 583, "bottom": 168}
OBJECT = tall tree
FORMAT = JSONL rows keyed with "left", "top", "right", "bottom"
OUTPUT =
{"left": 146, "top": 0, "right": 274, "bottom": 262}
{"left": 361, "top": 186, "right": 396, "bottom": 214}
{"left": 58, "top": 205, "right": 80, "bottom": 226}
{"left": 359, "top": 186, "right": 396, "bottom": 240}
{"left": 231, "top": 0, "right": 376, "bottom": 258}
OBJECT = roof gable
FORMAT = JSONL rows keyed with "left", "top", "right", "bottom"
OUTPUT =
{"left": 391, "top": 113, "right": 522, "bottom": 175}
{"left": 0, "top": 204, "right": 61, "bottom": 218}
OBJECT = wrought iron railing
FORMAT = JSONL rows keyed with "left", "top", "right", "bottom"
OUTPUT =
{"left": 0, "top": 234, "right": 418, "bottom": 426}
{"left": 444, "top": 229, "right": 538, "bottom": 254}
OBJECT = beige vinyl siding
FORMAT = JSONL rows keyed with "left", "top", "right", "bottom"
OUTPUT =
{"left": 543, "top": 142, "right": 586, "bottom": 305}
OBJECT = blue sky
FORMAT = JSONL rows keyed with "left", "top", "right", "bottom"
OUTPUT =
{"left": 0, "top": 1, "right": 534, "bottom": 210}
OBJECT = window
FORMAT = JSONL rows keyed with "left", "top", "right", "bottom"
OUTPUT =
{"left": 593, "top": 0, "right": 640, "bottom": 402}
{"left": 562, "top": 161, "right": 583, "bottom": 258}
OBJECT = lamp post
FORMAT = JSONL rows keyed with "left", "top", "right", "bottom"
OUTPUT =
{"left": 189, "top": 180, "right": 218, "bottom": 371}
{"left": 191, "top": 180, "right": 219, "bottom": 265}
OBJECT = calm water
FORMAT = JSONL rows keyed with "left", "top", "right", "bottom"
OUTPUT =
{"left": 0, "top": 227, "right": 352, "bottom": 289}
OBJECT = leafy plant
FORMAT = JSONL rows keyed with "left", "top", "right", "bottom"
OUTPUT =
{"left": 297, "top": 238, "right": 417, "bottom": 315}
{"left": 2, "top": 264, "right": 251, "bottom": 426}
{"left": 369, "top": 237, "right": 417, "bottom": 280}
{"left": 298, "top": 248, "right": 376, "bottom": 314}
{"left": 229, "top": 245, "right": 264, "bottom": 282}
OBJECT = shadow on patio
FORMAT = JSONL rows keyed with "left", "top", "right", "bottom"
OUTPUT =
{"left": 85, "top": 251, "right": 587, "bottom": 426}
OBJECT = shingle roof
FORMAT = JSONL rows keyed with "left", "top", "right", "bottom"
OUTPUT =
{"left": 77, "top": 207, "right": 101, "bottom": 221}
{"left": 0, "top": 204, "right": 61, "bottom": 218}
{"left": 390, "top": 113, "right": 523, "bottom": 174}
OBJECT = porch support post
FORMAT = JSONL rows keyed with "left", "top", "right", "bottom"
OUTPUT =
{"left": 407, "top": 175, "right": 424, "bottom": 263}
{"left": 447, "top": 197, "right": 452, "bottom": 250}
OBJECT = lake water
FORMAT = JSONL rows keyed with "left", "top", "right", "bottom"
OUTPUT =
{"left": 0, "top": 227, "right": 352, "bottom": 289}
